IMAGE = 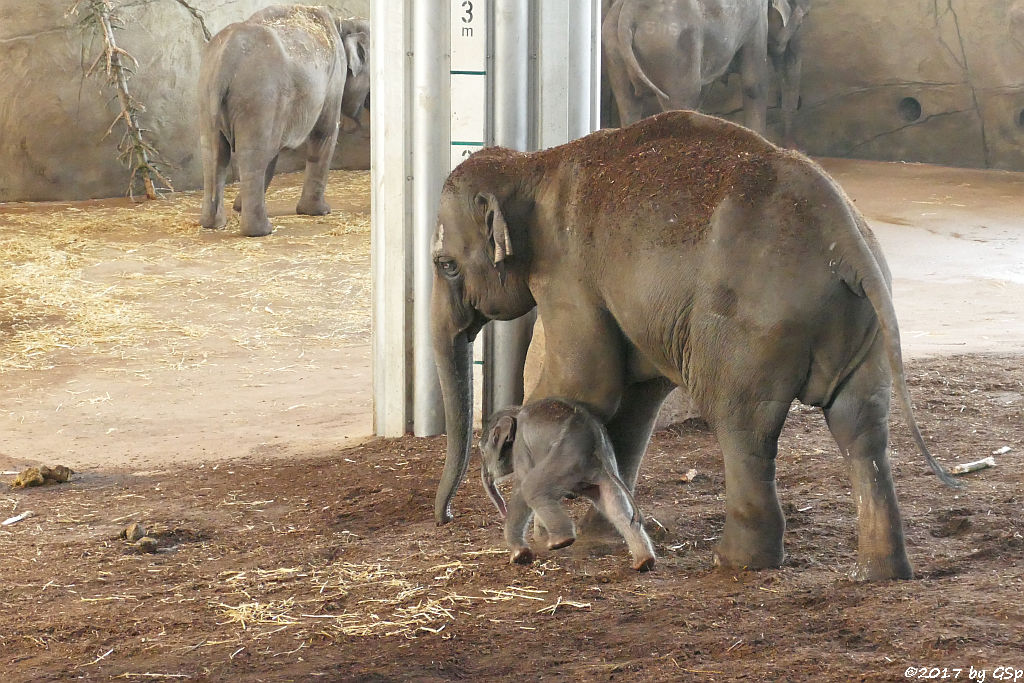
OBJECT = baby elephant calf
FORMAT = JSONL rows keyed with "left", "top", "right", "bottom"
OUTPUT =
{"left": 479, "top": 398, "right": 656, "bottom": 571}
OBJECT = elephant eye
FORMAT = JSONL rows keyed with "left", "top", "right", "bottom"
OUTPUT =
{"left": 436, "top": 258, "right": 459, "bottom": 278}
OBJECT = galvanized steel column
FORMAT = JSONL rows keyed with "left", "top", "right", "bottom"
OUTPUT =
{"left": 482, "top": 0, "right": 533, "bottom": 422}
{"left": 370, "top": 0, "right": 413, "bottom": 436}
{"left": 412, "top": 0, "right": 450, "bottom": 436}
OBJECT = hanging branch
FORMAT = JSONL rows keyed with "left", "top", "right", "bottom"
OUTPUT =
{"left": 68, "top": 0, "right": 174, "bottom": 200}
{"left": 171, "top": 0, "right": 212, "bottom": 41}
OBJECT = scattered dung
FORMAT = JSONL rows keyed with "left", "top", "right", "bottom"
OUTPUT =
{"left": 10, "top": 464, "right": 74, "bottom": 488}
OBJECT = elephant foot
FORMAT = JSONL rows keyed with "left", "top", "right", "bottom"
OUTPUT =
{"left": 240, "top": 218, "right": 273, "bottom": 238}
{"left": 509, "top": 546, "right": 535, "bottom": 565}
{"left": 850, "top": 553, "right": 913, "bottom": 582}
{"left": 547, "top": 535, "right": 575, "bottom": 551}
{"left": 296, "top": 197, "right": 331, "bottom": 216}
{"left": 632, "top": 553, "right": 656, "bottom": 572}
{"left": 232, "top": 195, "right": 242, "bottom": 212}
{"left": 712, "top": 537, "right": 785, "bottom": 572}
{"left": 199, "top": 213, "right": 226, "bottom": 230}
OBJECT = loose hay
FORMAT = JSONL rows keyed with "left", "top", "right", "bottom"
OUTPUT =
{"left": 0, "top": 170, "right": 371, "bottom": 372}
{"left": 211, "top": 555, "right": 579, "bottom": 640}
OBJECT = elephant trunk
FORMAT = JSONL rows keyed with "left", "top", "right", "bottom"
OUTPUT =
{"left": 432, "top": 288, "right": 475, "bottom": 525}
{"left": 481, "top": 469, "right": 507, "bottom": 519}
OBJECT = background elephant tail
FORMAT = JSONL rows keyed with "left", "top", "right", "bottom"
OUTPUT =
{"left": 615, "top": 1, "right": 670, "bottom": 104}
{"left": 835, "top": 207, "right": 963, "bottom": 489}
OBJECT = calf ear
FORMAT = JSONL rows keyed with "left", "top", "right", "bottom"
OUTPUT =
{"left": 344, "top": 31, "right": 369, "bottom": 76}
{"left": 492, "top": 414, "right": 517, "bottom": 449}
{"left": 770, "top": 0, "right": 792, "bottom": 27}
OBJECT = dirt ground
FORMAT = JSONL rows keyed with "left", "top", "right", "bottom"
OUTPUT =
{"left": 1, "top": 164, "right": 1023, "bottom": 681}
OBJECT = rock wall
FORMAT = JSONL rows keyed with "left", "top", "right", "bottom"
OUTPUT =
{"left": 0, "top": 0, "right": 369, "bottom": 202}
{"left": 702, "top": 0, "right": 1024, "bottom": 169}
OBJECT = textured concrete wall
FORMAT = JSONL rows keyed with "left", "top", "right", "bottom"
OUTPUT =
{"left": 0, "top": 0, "right": 369, "bottom": 201}
{"left": 703, "top": 0, "right": 1024, "bottom": 169}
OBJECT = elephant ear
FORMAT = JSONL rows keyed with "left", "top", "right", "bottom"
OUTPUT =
{"left": 770, "top": 0, "right": 792, "bottom": 27}
{"left": 344, "top": 31, "right": 369, "bottom": 77}
{"left": 490, "top": 414, "right": 517, "bottom": 451}
{"left": 475, "top": 192, "right": 514, "bottom": 283}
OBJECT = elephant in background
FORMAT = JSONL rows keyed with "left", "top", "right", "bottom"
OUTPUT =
{"left": 430, "top": 110, "right": 959, "bottom": 581}
{"left": 603, "top": 0, "right": 809, "bottom": 144}
{"left": 198, "top": 6, "right": 370, "bottom": 237}
{"left": 767, "top": 0, "right": 809, "bottom": 147}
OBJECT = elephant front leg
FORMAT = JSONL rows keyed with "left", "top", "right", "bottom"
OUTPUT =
{"left": 200, "top": 130, "right": 231, "bottom": 229}
{"left": 296, "top": 120, "right": 339, "bottom": 217}
{"left": 503, "top": 491, "right": 535, "bottom": 564}
{"left": 824, "top": 356, "right": 913, "bottom": 581}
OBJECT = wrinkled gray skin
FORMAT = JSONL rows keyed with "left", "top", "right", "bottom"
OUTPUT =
{"left": 480, "top": 399, "right": 657, "bottom": 571}
{"left": 604, "top": 0, "right": 808, "bottom": 143}
{"left": 431, "top": 110, "right": 960, "bottom": 581}
{"left": 198, "top": 7, "right": 370, "bottom": 237}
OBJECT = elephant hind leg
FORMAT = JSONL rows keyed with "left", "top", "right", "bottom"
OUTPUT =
{"left": 200, "top": 130, "right": 232, "bottom": 229}
{"left": 712, "top": 399, "right": 789, "bottom": 572}
{"left": 233, "top": 154, "right": 278, "bottom": 213}
{"left": 296, "top": 115, "right": 340, "bottom": 216}
{"left": 824, "top": 347, "right": 913, "bottom": 581}
{"left": 235, "top": 146, "right": 278, "bottom": 237}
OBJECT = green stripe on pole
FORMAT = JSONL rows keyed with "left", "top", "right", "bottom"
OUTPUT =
{"left": 450, "top": 70, "right": 486, "bottom": 75}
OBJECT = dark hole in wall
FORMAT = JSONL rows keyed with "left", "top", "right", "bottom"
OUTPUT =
{"left": 898, "top": 97, "right": 922, "bottom": 123}
{"left": 1017, "top": 109, "right": 1024, "bottom": 129}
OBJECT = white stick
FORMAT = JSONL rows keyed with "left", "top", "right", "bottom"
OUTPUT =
{"left": 950, "top": 457, "right": 996, "bottom": 475}
{"left": 2, "top": 510, "right": 35, "bottom": 526}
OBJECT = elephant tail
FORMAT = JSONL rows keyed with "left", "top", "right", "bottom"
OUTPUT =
{"left": 836, "top": 204, "right": 962, "bottom": 489}
{"left": 616, "top": 1, "right": 670, "bottom": 103}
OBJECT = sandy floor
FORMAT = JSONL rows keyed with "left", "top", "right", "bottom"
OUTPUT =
{"left": 1, "top": 160, "right": 1023, "bottom": 475}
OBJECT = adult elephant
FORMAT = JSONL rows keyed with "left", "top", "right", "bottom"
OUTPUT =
{"left": 198, "top": 6, "right": 369, "bottom": 237}
{"left": 603, "top": 0, "right": 808, "bottom": 142}
{"left": 430, "top": 111, "right": 959, "bottom": 581}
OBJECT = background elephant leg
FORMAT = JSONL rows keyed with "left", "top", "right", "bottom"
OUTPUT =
{"left": 824, "top": 354, "right": 913, "bottom": 581}
{"left": 296, "top": 120, "right": 339, "bottom": 216}
{"left": 778, "top": 36, "right": 803, "bottom": 147}
{"left": 605, "top": 49, "right": 647, "bottom": 126}
{"left": 233, "top": 154, "right": 277, "bottom": 213}
{"left": 579, "top": 378, "right": 674, "bottom": 539}
{"left": 712, "top": 401, "right": 789, "bottom": 571}
{"left": 200, "top": 130, "right": 231, "bottom": 229}
{"left": 739, "top": 38, "right": 769, "bottom": 135}
{"left": 235, "top": 146, "right": 276, "bottom": 237}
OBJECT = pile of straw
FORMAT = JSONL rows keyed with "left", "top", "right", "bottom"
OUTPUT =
{"left": 0, "top": 170, "right": 371, "bottom": 372}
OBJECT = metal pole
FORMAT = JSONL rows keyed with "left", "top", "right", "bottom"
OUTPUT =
{"left": 483, "top": 0, "right": 533, "bottom": 421}
{"left": 370, "top": 0, "right": 413, "bottom": 436}
{"left": 412, "top": 0, "right": 450, "bottom": 436}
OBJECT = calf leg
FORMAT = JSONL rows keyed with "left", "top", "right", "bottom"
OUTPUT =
{"left": 503, "top": 491, "right": 535, "bottom": 565}
{"left": 588, "top": 481, "right": 656, "bottom": 571}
